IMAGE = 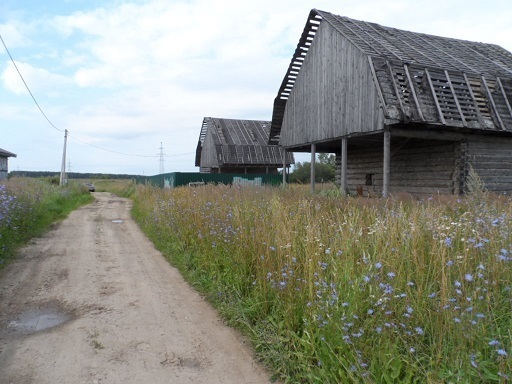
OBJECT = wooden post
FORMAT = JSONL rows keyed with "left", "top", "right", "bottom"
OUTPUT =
{"left": 282, "top": 149, "right": 287, "bottom": 187}
{"left": 310, "top": 143, "right": 316, "bottom": 194}
{"left": 383, "top": 131, "right": 390, "bottom": 198}
{"left": 340, "top": 138, "right": 347, "bottom": 195}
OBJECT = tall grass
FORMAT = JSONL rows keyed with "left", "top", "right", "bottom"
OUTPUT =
{"left": 132, "top": 184, "right": 511, "bottom": 383}
{"left": 0, "top": 177, "right": 94, "bottom": 267}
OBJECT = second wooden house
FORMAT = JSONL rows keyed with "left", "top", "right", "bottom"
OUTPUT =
{"left": 196, "top": 117, "right": 294, "bottom": 174}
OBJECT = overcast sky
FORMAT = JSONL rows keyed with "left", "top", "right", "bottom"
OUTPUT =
{"left": 1, "top": 0, "right": 511, "bottom": 176}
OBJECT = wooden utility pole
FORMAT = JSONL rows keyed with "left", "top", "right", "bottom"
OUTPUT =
{"left": 60, "top": 129, "right": 68, "bottom": 186}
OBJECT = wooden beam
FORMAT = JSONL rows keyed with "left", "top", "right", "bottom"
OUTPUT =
{"left": 425, "top": 68, "right": 447, "bottom": 125}
{"left": 390, "top": 127, "right": 465, "bottom": 141}
{"left": 481, "top": 76, "right": 505, "bottom": 130}
{"left": 463, "top": 73, "right": 486, "bottom": 126}
{"left": 340, "top": 138, "right": 347, "bottom": 196}
{"left": 310, "top": 143, "right": 316, "bottom": 194}
{"left": 497, "top": 77, "right": 512, "bottom": 119}
{"left": 383, "top": 131, "right": 390, "bottom": 198}
{"left": 444, "top": 70, "right": 467, "bottom": 127}
{"left": 387, "top": 61, "right": 407, "bottom": 118}
{"left": 282, "top": 149, "right": 287, "bottom": 187}
{"left": 404, "top": 64, "right": 425, "bottom": 121}
{"left": 368, "top": 57, "right": 387, "bottom": 111}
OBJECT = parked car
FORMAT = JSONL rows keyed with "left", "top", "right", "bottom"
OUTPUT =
{"left": 85, "top": 183, "right": 95, "bottom": 192}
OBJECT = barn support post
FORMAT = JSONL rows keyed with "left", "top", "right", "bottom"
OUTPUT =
{"left": 282, "top": 149, "right": 287, "bottom": 187}
{"left": 383, "top": 131, "right": 390, "bottom": 197}
{"left": 310, "top": 143, "right": 316, "bottom": 194}
{"left": 340, "top": 138, "right": 348, "bottom": 195}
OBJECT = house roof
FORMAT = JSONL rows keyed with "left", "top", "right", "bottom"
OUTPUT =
{"left": 0, "top": 147, "right": 17, "bottom": 158}
{"left": 269, "top": 9, "right": 512, "bottom": 144}
{"left": 195, "top": 117, "right": 294, "bottom": 167}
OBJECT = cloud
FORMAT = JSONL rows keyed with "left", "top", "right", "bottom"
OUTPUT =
{"left": 1, "top": 61, "right": 72, "bottom": 96}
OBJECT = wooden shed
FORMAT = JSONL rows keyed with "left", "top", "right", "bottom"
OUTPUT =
{"left": 195, "top": 117, "right": 294, "bottom": 174}
{"left": 0, "top": 147, "right": 16, "bottom": 181}
{"left": 269, "top": 9, "right": 512, "bottom": 196}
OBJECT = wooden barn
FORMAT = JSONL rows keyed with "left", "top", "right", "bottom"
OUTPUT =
{"left": 195, "top": 117, "right": 294, "bottom": 174}
{"left": 0, "top": 147, "right": 16, "bottom": 180}
{"left": 269, "top": 9, "right": 512, "bottom": 196}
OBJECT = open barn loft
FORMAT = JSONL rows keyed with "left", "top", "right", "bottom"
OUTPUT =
{"left": 270, "top": 9, "right": 512, "bottom": 196}
{"left": 195, "top": 117, "right": 294, "bottom": 174}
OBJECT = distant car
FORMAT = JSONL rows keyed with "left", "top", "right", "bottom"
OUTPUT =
{"left": 86, "top": 183, "right": 95, "bottom": 192}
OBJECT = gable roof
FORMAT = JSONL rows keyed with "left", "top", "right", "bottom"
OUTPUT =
{"left": 269, "top": 9, "right": 512, "bottom": 144}
{"left": 195, "top": 117, "right": 294, "bottom": 167}
{"left": 0, "top": 147, "right": 17, "bottom": 158}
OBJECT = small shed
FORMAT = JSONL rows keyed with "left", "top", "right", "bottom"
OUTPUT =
{"left": 0, "top": 147, "right": 16, "bottom": 180}
{"left": 269, "top": 9, "right": 512, "bottom": 196}
{"left": 196, "top": 117, "right": 294, "bottom": 174}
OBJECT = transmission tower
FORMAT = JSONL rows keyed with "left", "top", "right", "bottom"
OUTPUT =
{"left": 158, "top": 142, "right": 166, "bottom": 174}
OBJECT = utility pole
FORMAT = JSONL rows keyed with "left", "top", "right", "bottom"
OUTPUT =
{"left": 158, "top": 142, "right": 165, "bottom": 174}
{"left": 60, "top": 129, "right": 68, "bottom": 186}
{"left": 67, "top": 159, "right": 72, "bottom": 179}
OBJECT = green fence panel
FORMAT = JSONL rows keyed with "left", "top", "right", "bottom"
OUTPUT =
{"left": 135, "top": 172, "right": 287, "bottom": 188}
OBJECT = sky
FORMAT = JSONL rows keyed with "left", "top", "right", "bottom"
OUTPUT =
{"left": 1, "top": 0, "right": 511, "bottom": 176}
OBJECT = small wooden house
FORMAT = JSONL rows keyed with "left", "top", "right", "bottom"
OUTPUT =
{"left": 196, "top": 117, "right": 294, "bottom": 174}
{"left": 0, "top": 147, "right": 16, "bottom": 180}
{"left": 269, "top": 9, "right": 512, "bottom": 196}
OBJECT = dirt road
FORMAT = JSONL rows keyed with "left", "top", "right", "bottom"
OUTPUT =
{"left": 0, "top": 193, "right": 272, "bottom": 384}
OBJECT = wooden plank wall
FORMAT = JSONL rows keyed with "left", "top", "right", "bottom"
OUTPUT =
{"left": 199, "top": 129, "right": 220, "bottom": 171}
{"left": 466, "top": 137, "right": 512, "bottom": 193}
{"left": 280, "top": 22, "right": 383, "bottom": 147}
{"left": 335, "top": 139, "right": 461, "bottom": 196}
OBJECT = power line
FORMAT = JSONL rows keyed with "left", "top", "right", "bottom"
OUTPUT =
{"left": 1, "top": 34, "right": 63, "bottom": 132}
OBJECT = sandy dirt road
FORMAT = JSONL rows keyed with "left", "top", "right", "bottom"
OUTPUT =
{"left": 0, "top": 193, "right": 272, "bottom": 384}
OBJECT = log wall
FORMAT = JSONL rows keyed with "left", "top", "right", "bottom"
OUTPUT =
{"left": 280, "top": 22, "right": 384, "bottom": 147}
{"left": 466, "top": 137, "right": 512, "bottom": 193}
{"left": 335, "top": 139, "right": 461, "bottom": 196}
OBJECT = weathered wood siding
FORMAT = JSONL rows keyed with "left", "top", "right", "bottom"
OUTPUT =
{"left": 0, "top": 156, "right": 8, "bottom": 180}
{"left": 466, "top": 137, "right": 512, "bottom": 193}
{"left": 199, "top": 128, "right": 219, "bottom": 171}
{"left": 280, "top": 21, "right": 384, "bottom": 147}
{"left": 335, "top": 139, "right": 462, "bottom": 196}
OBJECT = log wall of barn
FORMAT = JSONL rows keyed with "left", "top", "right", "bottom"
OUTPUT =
{"left": 466, "top": 137, "right": 512, "bottom": 193}
{"left": 335, "top": 139, "right": 462, "bottom": 196}
{"left": 280, "top": 22, "right": 384, "bottom": 148}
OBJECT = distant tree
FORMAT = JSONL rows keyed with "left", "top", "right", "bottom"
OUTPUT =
{"left": 289, "top": 153, "right": 336, "bottom": 183}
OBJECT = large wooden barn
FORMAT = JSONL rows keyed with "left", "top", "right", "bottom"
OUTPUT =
{"left": 196, "top": 117, "right": 294, "bottom": 174}
{"left": 0, "top": 147, "right": 16, "bottom": 180}
{"left": 269, "top": 9, "right": 512, "bottom": 196}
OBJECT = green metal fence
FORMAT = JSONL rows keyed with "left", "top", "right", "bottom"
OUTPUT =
{"left": 135, "top": 172, "right": 286, "bottom": 188}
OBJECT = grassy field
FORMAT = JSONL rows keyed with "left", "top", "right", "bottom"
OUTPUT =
{"left": 131, "top": 184, "right": 511, "bottom": 383}
{"left": 0, "top": 177, "right": 94, "bottom": 268}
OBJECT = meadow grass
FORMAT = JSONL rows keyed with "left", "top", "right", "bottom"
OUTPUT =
{"left": 0, "top": 177, "right": 94, "bottom": 268}
{"left": 132, "top": 184, "right": 511, "bottom": 383}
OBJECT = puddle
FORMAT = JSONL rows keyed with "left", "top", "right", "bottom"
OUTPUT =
{"left": 112, "top": 219, "right": 124, "bottom": 223}
{"left": 9, "top": 302, "right": 71, "bottom": 333}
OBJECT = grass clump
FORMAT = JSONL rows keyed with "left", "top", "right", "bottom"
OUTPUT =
{"left": 132, "top": 184, "right": 511, "bottom": 383}
{"left": 0, "top": 177, "right": 94, "bottom": 268}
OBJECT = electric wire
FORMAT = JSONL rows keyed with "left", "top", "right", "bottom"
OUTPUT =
{"left": 0, "top": 34, "right": 193, "bottom": 159}
{"left": 1, "top": 34, "right": 63, "bottom": 133}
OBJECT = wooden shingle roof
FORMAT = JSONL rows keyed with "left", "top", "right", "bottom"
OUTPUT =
{"left": 195, "top": 117, "right": 294, "bottom": 167}
{"left": 269, "top": 9, "right": 512, "bottom": 144}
